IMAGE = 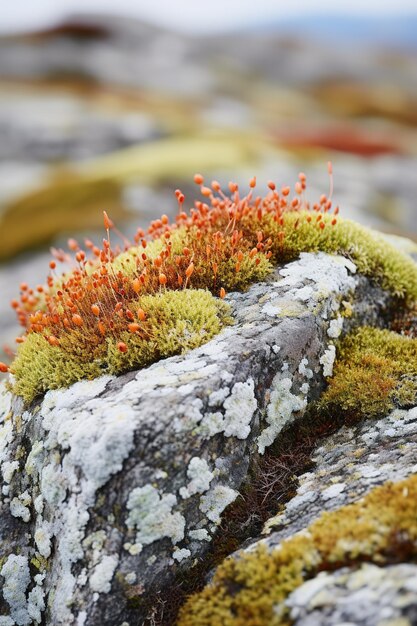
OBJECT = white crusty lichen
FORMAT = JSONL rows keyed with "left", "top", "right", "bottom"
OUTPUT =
{"left": 1, "top": 460, "right": 19, "bottom": 483}
{"left": 1, "top": 554, "right": 31, "bottom": 626}
{"left": 34, "top": 521, "right": 52, "bottom": 558}
{"left": 327, "top": 316, "right": 344, "bottom": 338}
{"left": 126, "top": 484, "right": 185, "bottom": 547}
{"left": 199, "top": 484, "right": 239, "bottom": 524}
{"left": 223, "top": 379, "right": 257, "bottom": 439}
{"left": 10, "top": 491, "right": 32, "bottom": 523}
{"left": 298, "top": 358, "right": 313, "bottom": 380}
{"left": 197, "top": 411, "right": 224, "bottom": 439}
{"left": 208, "top": 387, "right": 230, "bottom": 407}
{"left": 125, "top": 571, "right": 137, "bottom": 585}
{"left": 197, "top": 380, "right": 257, "bottom": 441}
{"left": 320, "top": 344, "right": 336, "bottom": 377}
{"left": 189, "top": 528, "right": 210, "bottom": 541}
{"left": 40, "top": 462, "right": 66, "bottom": 506}
{"left": 32, "top": 379, "right": 141, "bottom": 622}
{"left": 278, "top": 253, "right": 356, "bottom": 305}
{"left": 257, "top": 375, "right": 307, "bottom": 454}
{"left": 322, "top": 482, "right": 346, "bottom": 500}
{"left": 24, "top": 440, "right": 44, "bottom": 477}
{"left": 172, "top": 548, "right": 191, "bottom": 562}
{"left": 89, "top": 554, "right": 119, "bottom": 593}
{"left": 179, "top": 457, "right": 214, "bottom": 499}
{"left": 27, "top": 583, "right": 45, "bottom": 624}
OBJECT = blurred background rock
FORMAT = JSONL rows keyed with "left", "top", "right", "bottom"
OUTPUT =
{"left": 0, "top": 0, "right": 416, "bottom": 353}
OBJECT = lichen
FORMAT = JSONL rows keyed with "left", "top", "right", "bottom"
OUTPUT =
{"left": 89, "top": 554, "right": 119, "bottom": 593}
{"left": 222, "top": 379, "right": 257, "bottom": 439}
{"left": 199, "top": 485, "right": 239, "bottom": 524}
{"left": 178, "top": 474, "right": 417, "bottom": 626}
{"left": 10, "top": 491, "right": 32, "bottom": 523}
{"left": 179, "top": 458, "right": 214, "bottom": 499}
{"left": 172, "top": 548, "right": 191, "bottom": 563}
{"left": 319, "top": 326, "right": 417, "bottom": 420}
{"left": 257, "top": 375, "right": 307, "bottom": 454}
{"left": 1, "top": 554, "right": 31, "bottom": 626}
{"left": 126, "top": 484, "right": 185, "bottom": 547}
{"left": 320, "top": 345, "right": 336, "bottom": 377}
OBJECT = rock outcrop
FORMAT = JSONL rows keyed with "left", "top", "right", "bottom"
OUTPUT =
{"left": 0, "top": 251, "right": 412, "bottom": 625}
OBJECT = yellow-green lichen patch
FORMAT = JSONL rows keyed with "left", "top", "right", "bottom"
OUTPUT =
{"left": 178, "top": 474, "right": 417, "bottom": 626}
{"left": 11, "top": 289, "right": 232, "bottom": 403}
{"left": 319, "top": 326, "right": 417, "bottom": 421}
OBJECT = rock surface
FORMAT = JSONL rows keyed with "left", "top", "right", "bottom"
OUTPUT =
{"left": 286, "top": 562, "right": 417, "bottom": 626}
{"left": 0, "top": 252, "right": 405, "bottom": 625}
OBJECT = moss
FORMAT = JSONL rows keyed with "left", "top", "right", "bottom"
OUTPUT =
{"left": 178, "top": 474, "right": 417, "bottom": 626}
{"left": 113, "top": 226, "right": 272, "bottom": 291}
{"left": 11, "top": 289, "right": 231, "bottom": 403}
{"left": 263, "top": 212, "right": 417, "bottom": 304}
{"left": 7, "top": 175, "right": 417, "bottom": 403}
{"left": 319, "top": 326, "right": 417, "bottom": 420}
{"left": 0, "top": 172, "right": 125, "bottom": 261}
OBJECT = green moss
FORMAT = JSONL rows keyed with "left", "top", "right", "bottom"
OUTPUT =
{"left": 115, "top": 212, "right": 417, "bottom": 302}
{"left": 262, "top": 212, "right": 417, "bottom": 303}
{"left": 113, "top": 225, "right": 273, "bottom": 291}
{"left": 9, "top": 197, "right": 417, "bottom": 404}
{"left": 178, "top": 474, "right": 417, "bottom": 626}
{"left": 0, "top": 172, "right": 125, "bottom": 261}
{"left": 11, "top": 289, "right": 232, "bottom": 403}
{"left": 319, "top": 326, "right": 417, "bottom": 420}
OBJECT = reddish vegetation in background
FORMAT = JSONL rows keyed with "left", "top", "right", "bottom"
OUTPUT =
{"left": 277, "top": 126, "right": 403, "bottom": 157}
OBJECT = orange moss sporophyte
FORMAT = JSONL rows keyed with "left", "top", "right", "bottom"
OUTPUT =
{"left": 2, "top": 165, "right": 417, "bottom": 402}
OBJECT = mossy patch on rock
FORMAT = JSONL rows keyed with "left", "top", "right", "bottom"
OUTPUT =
{"left": 319, "top": 326, "right": 417, "bottom": 421}
{"left": 178, "top": 474, "right": 417, "bottom": 626}
{"left": 269, "top": 212, "right": 417, "bottom": 303}
{"left": 4, "top": 174, "right": 417, "bottom": 403}
{"left": 11, "top": 289, "right": 231, "bottom": 403}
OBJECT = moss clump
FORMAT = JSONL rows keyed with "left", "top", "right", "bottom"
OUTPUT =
{"left": 11, "top": 290, "right": 231, "bottom": 403}
{"left": 0, "top": 172, "right": 125, "bottom": 261}
{"left": 178, "top": 474, "right": 417, "bottom": 626}
{"left": 319, "top": 326, "right": 417, "bottom": 420}
{"left": 6, "top": 173, "right": 417, "bottom": 402}
{"left": 265, "top": 212, "right": 417, "bottom": 303}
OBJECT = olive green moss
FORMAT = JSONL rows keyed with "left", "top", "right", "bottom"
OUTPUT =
{"left": 11, "top": 289, "right": 231, "bottom": 403}
{"left": 0, "top": 173, "right": 125, "bottom": 261}
{"left": 267, "top": 212, "right": 417, "bottom": 303}
{"left": 10, "top": 211, "right": 417, "bottom": 403}
{"left": 115, "top": 214, "right": 417, "bottom": 302}
{"left": 319, "top": 326, "right": 417, "bottom": 420}
{"left": 112, "top": 226, "right": 273, "bottom": 291}
{"left": 178, "top": 474, "right": 417, "bottom": 626}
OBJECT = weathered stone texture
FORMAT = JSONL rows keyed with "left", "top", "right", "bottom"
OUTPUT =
{"left": 0, "top": 252, "right": 400, "bottom": 624}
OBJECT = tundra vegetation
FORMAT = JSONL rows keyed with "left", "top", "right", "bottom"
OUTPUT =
{"left": 1, "top": 166, "right": 417, "bottom": 404}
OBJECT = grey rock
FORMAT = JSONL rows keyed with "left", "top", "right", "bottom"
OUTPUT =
{"left": 0, "top": 252, "right": 398, "bottom": 624}
{"left": 263, "top": 405, "right": 417, "bottom": 541}
{"left": 286, "top": 563, "right": 417, "bottom": 626}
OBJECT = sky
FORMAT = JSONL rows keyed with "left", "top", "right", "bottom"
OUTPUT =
{"left": 2, "top": 0, "right": 417, "bottom": 34}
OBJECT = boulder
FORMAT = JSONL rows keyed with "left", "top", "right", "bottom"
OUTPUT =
{"left": 0, "top": 252, "right": 404, "bottom": 625}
